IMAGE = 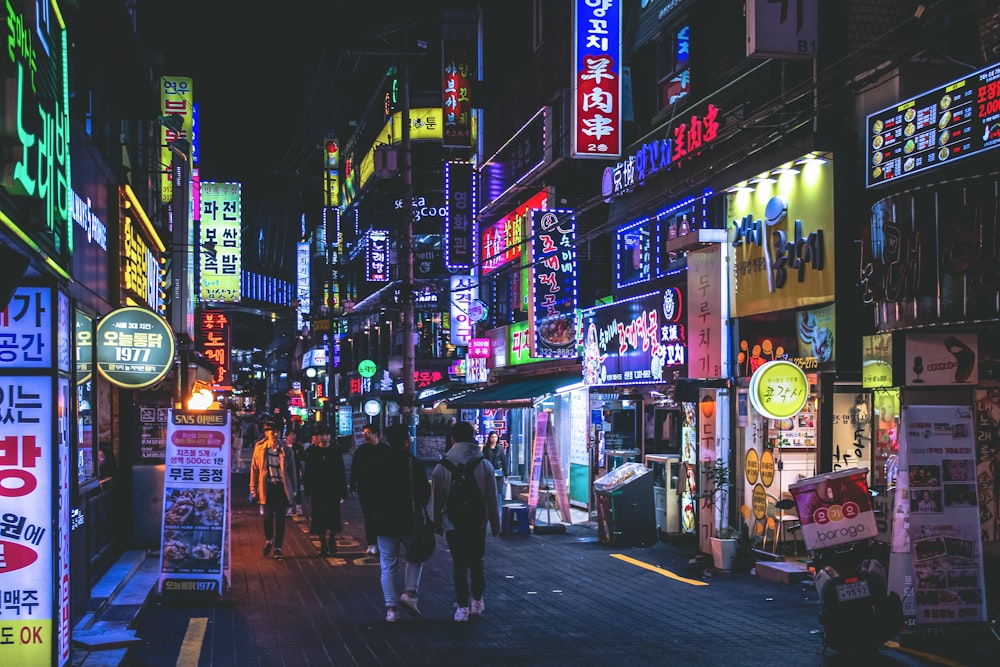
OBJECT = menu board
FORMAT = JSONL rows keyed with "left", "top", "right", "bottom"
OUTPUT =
{"left": 866, "top": 61, "right": 1000, "bottom": 187}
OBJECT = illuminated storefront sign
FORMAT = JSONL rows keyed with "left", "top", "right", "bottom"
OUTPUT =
{"left": 481, "top": 190, "right": 548, "bottom": 275}
{"left": 581, "top": 288, "right": 687, "bottom": 386}
{"left": 445, "top": 161, "right": 477, "bottom": 270}
{"left": 196, "top": 311, "right": 231, "bottom": 388}
{"left": 450, "top": 274, "right": 478, "bottom": 347}
{"left": 120, "top": 185, "right": 165, "bottom": 312}
{"left": 748, "top": 360, "right": 809, "bottom": 420}
{"left": 95, "top": 307, "right": 176, "bottom": 389}
{"left": 468, "top": 338, "right": 491, "bottom": 358}
{"left": 2, "top": 0, "right": 71, "bottom": 256}
{"left": 199, "top": 182, "right": 242, "bottom": 302}
{"left": 442, "top": 40, "right": 474, "bottom": 149}
{"left": 366, "top": 230, "right": 389, "bottom": 282}
{"left": 572, "top": 0, "right": 622, "bottom": 158}
{"left": 0, "top": 287, "right": 53, "bottom": 370}
{"left": 531, "top": 209, "right": 578, "bottom": 359}
{"left": 508, "top": 320, "right": 544, "bottom": 366}
{"left": 727, "top": 156, "right": 835, "bottom": 317}
{"left": 160, "top": 76, "right": 193, "bottom": 203}
{"left": 866, "top": 60, "right": 1000, "bottom": 188}
{"left": 296, "top": 242, "right": 310, "bottom": 331}
{"left": 616, "top": 218, "right": 651, "bottom": 288}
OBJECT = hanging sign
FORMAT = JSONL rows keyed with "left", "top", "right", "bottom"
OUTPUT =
{"left": 748, "top": 360, "right": 808, "bottom": 420}
{"left": 95, "top": 307, "right": 176, "bottom": 389}
{"left": 358, "top": 359, "right": 377, "bottom": 378}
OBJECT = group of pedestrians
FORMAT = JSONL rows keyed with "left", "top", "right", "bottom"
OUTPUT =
{"left": 250, "top": 418, "right": 504, "bottom": 623}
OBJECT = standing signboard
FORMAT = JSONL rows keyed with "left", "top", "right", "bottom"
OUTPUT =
{"left": 158, "top": 409, "right": 231, "bottom": 595}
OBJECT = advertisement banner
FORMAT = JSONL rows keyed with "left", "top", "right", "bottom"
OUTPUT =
{"left": 789, "top": 467, "right": 877, "bottom": 551}
{"left": 530, "top": 210, "right": 577, "bottom": 359}
{"left": 445, "top": 161, "right": 477, "bottom": 270}
{"left": 904, "top": 332, "right": 978, "bottom": 386}
{"left": 160, "top": 77, "right": 193, "bottom": 204}
{"left": 442, "top": 40, "right": 475, "bottom": 149}
{"left": 901, "top": 406, "right": 987, "bottom": 625}
{"left": 572, "top": 0, "right": 622, "bottom": 158}
{"left": 199, "top": 182, "right": 242, "bottom": 302}
{"left": 687, "top": 246, "right": 724, "bottom": 379}
{"left": 158, "top": 410, "right": 231, "bottom": 595}
{"left": 974, "top": 389, "right": 1000, "bottom": 542}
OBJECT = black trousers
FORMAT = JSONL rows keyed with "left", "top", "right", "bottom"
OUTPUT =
{"left": 445, "top": 527, "right": 487, "bottom": 606}
{"left": 263, "top": 483, "right": 289, "bottom": 548}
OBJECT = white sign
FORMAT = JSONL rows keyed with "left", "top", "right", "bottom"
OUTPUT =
{"left": 905, "top": 332, "right": 978, "bottom": 386}
{"left": 450, "top": 274, "right": 478, "bottom": 347}
{"left": 747, "top": 0, "right": 818, "bottom": 59}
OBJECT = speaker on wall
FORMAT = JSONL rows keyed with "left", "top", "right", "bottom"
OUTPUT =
{"left": 0, "top": 243, "right": 32, "bottom": 312}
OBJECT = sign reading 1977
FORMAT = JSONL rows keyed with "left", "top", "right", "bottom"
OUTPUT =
{"left": 96, "top": 307, "right": 176, "bottom": 388}
{"left": 866, "top": 60, "right": 1000, "bottom": 187}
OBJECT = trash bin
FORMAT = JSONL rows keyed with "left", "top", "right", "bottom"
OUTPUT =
{"left": 593, "top": 462, "right": 656, "bottom": 547}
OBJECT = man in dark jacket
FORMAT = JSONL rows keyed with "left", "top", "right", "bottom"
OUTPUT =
{"left": 432, "top": 421, "right": 501, "bottom": 622}
{"left": 350, "top": 423, "right": 383, "bottom": 554}
{"left": 302, "top": 424, "right": 348, "bottom": 555}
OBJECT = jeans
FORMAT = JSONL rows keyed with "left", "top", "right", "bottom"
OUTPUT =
{"left": 263, "top": 483, "right": 289, "bottom": 548}
{"left": 377, "top": 535, "right": 423, "bottom": 608}
{"left": 445, "top": 527, "right": 486, "bottom": 606}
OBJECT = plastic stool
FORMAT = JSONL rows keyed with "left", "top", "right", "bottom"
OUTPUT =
{"left": 502, "top": 503, "right": 530, "bottom": 536}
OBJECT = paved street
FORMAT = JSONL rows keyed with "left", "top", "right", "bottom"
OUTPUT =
{"left": 125, "top": 471, "right": 991, "bottom": 667}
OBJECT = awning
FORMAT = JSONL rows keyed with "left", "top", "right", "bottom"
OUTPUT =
{"left": 417, "top": 382, "right": 483, "bottom": 407}
{"left": 446, "top": 372, "right": 582, "bottom": 408}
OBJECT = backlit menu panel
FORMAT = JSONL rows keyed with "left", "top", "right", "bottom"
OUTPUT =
{"left": 866, "top": 61, "right": 1000, "bottom": 187}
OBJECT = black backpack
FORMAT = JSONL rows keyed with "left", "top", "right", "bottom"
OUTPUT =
{"left": 442, "top": 457, "right": 485, "bottom": 529}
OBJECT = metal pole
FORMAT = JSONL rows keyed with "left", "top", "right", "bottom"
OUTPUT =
{"left": 400, "top": 42, "right": 416, "bottom": 432}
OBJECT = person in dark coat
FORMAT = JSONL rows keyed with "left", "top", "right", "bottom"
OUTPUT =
{"left": 361, "top": 423, "right": 431, "bottom": 622}
{"left": 302, "top": 424, "right": 348, "bottom": 555}
{"left": 350, "top": 423, "right": 384, "bottom": 555}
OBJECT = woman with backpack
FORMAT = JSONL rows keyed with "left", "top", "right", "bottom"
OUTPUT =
{"left": 432, "top": 421, "right": 501, "bottom": 622}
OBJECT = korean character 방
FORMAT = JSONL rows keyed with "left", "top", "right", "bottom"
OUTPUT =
{"left": 0, "top": 513, "right": 25, "bottom": 539}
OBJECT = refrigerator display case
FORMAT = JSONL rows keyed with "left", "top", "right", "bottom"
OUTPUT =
{"left": 594, "top": 462, "right": 657, "bottom": 547}
{"left": 644, "top": 454, "right": 681, "bottom": 537}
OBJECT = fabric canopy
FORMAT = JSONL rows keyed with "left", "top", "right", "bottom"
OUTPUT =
{"left": 445, "top": 372, "right": 582, "bottom": 408}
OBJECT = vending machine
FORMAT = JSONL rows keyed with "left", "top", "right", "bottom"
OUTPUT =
{"left": 645, "top": 454, "right": 681, "bottom": 537}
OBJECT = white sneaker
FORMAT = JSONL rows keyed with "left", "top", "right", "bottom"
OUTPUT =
{"left": 470, "top": 598, "right": 484, "bottom": 615}
{"left": 366, "top": 545, "right": 378, "bottom": 555}
{"left": 399, "top": 593, "right": 421, "bottom": 616}
{"left": 385, "top": 607, "right": 398, "bottom": 623}
{"left": 453, "top": 605, "right": 470, "bottom": 622}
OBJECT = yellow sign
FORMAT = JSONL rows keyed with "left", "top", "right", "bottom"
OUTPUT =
{"left": 760, "top": 449, "right": 775, "bottom": 487}
{"left": 752, "top": 483, "right": 768, "bottom": 520}
{"left": 749, "top": 360, "right": 809, "bottom": 420}
{"left": 160, "top": 77, "right": 194, "bottom": 203}
{"left": 745, "top": 448, "right": 759, "bottom": 485}
{"left": 727, "top": 156, "right": 835, "bottom": 317}
{"left": 199, "top": 182, "right": 242, "bottom": 302}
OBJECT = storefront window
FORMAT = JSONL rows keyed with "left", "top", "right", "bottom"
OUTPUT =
{"left": 75, "top": 311, "right": 97, "bottom": 487}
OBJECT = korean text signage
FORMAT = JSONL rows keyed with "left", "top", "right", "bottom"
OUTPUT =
{"left": 901, "top": 406, "right": 987, "bottom": 625}
{"left": 789, "top": 468, "right": 877, "bottom": 551}
{"left": 160, "top": 77, "right": 193, "bottom": 203}
{"left": 508, "top": 321, "right": 544, "bottom": 366}
{"left": 728, "top": 161, "right": 835, "bottom": 317}
{"left": 687, "top": 246, "right": 724, "bottom": 379}
{"left": 95, "top": 307, "right": 175, "bottom": 389}
{"left": 196, "top": 311, "right": 231, "bottom": 387}
{"left": 531, "top": 210, "right": 577, "bottom": 359}
{"left": 748, "top": 360, "right": 808, "bottom": 420}
{"left": 366, "top": 230, "right": 389, "bottom": 282}
{"left": 581, "top": 288, "right": 687, "bottom": 386}
{"left": 830, "top": 391, "right": 871, "bottom": 474}
{"left": 481, "top": 190, "right": 547, "bottom": 275}
{"left": 442, "top": 40, "right": 474, "bottom": 149}
{"left": 121, "top": 185, "right": 165, "bottom": 312}
{"left": 445, "top": 161, "right": 477, "bottom": 270}
{"left": 199, "top": 182, "right": 242, "bottom": 302}
{"left": 746, "top": 0, "right": 818, "bottom": 59}
{"left": 158, "top": 410, "right": 230, "bottom": 595}
{"left": 601, "top": 105, "right": 720, "bottom": 201}
{"left": 0, "top": 286, "right": 59, "bottom": 666}
{"left": 2, "top": 0, "right": 71, "bottom": 253}
{"left": 572, "top": 0, "right": 622, "bottom": 158}
{"left": 450, "top": 274, "right": 478, "bottom": 347}
{"left": 866, "top": 60, "right": 1000, "bottom": 188}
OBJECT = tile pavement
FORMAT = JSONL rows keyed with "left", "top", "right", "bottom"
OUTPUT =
{"left": 107, "top": 469, "right": 993, "bottom": 667}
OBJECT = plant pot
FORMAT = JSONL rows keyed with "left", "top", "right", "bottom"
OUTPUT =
{"left": 711, "top": 536, "right": 737, "bottom": 571}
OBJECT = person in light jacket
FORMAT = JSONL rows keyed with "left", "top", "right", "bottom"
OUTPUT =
{"left": 249, "top": 418, "right": 298, "bottom": 560}
{"left": 432, "top": 421, "right": 501, "bottom": 622}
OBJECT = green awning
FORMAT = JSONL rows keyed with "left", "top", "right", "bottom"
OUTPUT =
{"left": 446, "top": 372, "right": 582, "bottom": 408}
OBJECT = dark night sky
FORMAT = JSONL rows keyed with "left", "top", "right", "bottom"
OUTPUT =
{"left": 138, "top": 1, "right": 422, "bottom": 203}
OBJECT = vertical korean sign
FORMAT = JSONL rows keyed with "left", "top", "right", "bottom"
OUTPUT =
{"left": 442, "top": 40, "right": 474, "bottom": 149}
{"left": 530, "top": 210, "right": 577, "bottom": 359}
{"left": 199, "top": 182, "right": 242, "bottom": 302}
{"left": 687, "top": 246, "right": 724, "bottom": 379}
{"left": 445, "top": 161, "right": 477, "bottom": 270}
{"left": 572, "top": 0, "right": 621, "bottom": 158}
{"left": 160, "top": 77, "right": 193, "bottom": 204}
{"left": 901, "top": 406, "right": 987, "bottom": 626}
{"left": 159, "top": 410, "right": 230, "bottom": 595}
{"left": 366, "top": 230, "right": 389, "bottom": 282}
{"left": 196, "top": 311, "right": 231, "bottom": 388}
{"left": 450, "top": 274, "right": 478, "bottom": 347}
{"left": 0, "top": 286, "right": 66, "bottom": 666}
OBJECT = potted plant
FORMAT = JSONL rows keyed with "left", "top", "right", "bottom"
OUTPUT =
{"left": 700, "top": 458, "right": 753, "bottom": 571}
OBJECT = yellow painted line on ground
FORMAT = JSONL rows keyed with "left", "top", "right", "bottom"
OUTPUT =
{"left": 610, "top": 553, "right": 708, "bottom": 586}
{"left": 176, "top": 617, "right": 207, "bottom": 667}
{"left": 884, "top": 640, "right": 969, "bottom": 667}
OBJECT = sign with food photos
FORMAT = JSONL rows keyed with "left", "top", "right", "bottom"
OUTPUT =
{"left": 572, "top": 0, "right": 622, "bottom": 158}
{"left": 158, "top": 409, "right": 231, "bottom": 595}
{"left": 199, "top": 182, "right": 242, "bottom": 302}
{"left": 531, "top": 209, "right": 577, "bottom": 359}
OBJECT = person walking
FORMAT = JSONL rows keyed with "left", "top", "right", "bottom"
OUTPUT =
{"left": 432, "top": 421, "right": 501, "bottom": 622}
{"left": 249, "top": 418, "right": 298, "bottom": 560}
{"left": 366, "top": 423, "right": 432, "bottom": 622}
{"left": 484, "top": 430, "right": 508, "bottom": 504}
{"left": 285, "top": 427, "right": 306, "bottom": 515}
{"left": 350, "top": 422, "right": 384, "bottom": 555}
{"left": 302, "top": 424, "right": 348, "bottom": 555}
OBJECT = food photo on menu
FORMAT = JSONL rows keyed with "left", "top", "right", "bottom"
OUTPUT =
{"left": 162, "top": 527, "right": 223, "bottom": 573}
{"left": 164, "top": 487, "right": 225, "bottom": 528}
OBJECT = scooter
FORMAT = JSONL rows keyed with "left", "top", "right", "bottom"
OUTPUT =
{"left": 806, "top": 490, "right": 903, "bottom": 655}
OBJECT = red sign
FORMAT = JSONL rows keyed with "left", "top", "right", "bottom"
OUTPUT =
{"left": 196, "top": 310, "right": 231, "bottom": 387}
{"left": 442, "top": 40, "right": 475, "bottom": 149}
{"left": 481, "top": 190, "right": 547, "bottom": 274}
